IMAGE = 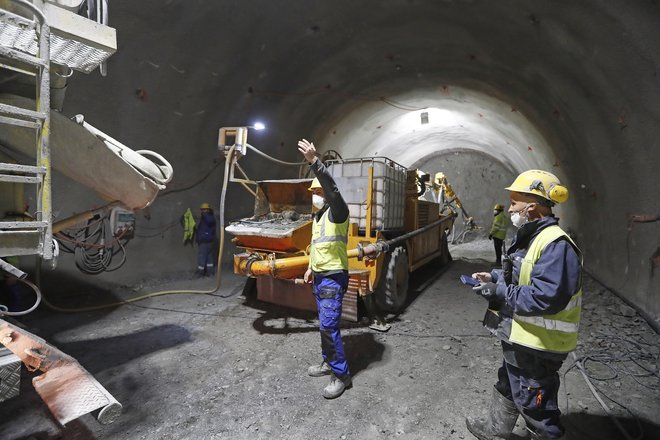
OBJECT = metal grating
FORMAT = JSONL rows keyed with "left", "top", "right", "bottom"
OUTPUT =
{"left": 0, "top": 5, "right": 115, "bottom": 73}
{"left": 0, "top": 349, "right": 21, "bottom": 402}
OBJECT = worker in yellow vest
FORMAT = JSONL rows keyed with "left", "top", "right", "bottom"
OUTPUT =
{"left": 298, "top": 138, "right": 352, "bottom": 399}
{"left": 466, "top": 170, "right": 582, "bottom": 440}
{"left": 489, "top": 203, "right": 508, "bottom": 266}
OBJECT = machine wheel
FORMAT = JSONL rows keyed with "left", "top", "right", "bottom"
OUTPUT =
{"left": 375, "top": 246, "right": 410, "bottom": 313}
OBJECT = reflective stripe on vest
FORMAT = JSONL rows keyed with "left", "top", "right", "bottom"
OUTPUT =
{"left": 310, "top": 209, "right": 349, "bottom": 272}
{"left": 509, "top": 225, "right": 582, "bottom": 353}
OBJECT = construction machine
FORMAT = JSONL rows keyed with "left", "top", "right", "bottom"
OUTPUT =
{"left": 0, "top": 0, "right": 172, "bottom": 426}
{"left": 220, "top": 129, "right": 465, "bottom": 330}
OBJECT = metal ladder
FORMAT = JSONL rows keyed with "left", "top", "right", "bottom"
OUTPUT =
{"left": 0, "top": 0, "right": 53, "bottom": 260}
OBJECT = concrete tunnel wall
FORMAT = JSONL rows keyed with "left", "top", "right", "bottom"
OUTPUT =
{"left": 34, "top": 0, "right": 659, "bottom": 322}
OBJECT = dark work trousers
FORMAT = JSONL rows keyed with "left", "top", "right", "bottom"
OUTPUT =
{"left": 196, "top": 241, "right": 215, "bottom": 274}
{"left": 496, "top": 342, "right": 566, "bottom": 439}
{"left": 313, "top": 272, "right": 350, "bottom": 378}
{"left": 493, "top": 237, "right": 504, "bottom": 265}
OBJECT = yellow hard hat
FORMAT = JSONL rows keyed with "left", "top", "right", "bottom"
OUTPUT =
{"left": 200, "top": 202, "right": 211, "bottom": 210}
{"left": 494, "top": 204, "right": 504, "bottom": 211}
{"left": 505, "top": 170, "right": 569, "bottom": 204}
{"left": 308, "top": 178, "right": 321, "bottom": 191}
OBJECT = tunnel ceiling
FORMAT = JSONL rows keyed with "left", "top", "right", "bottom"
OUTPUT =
{"left": 55, "top": 0, "right": 660, "bottom": 318}
{"left": 69, "top": 0, "right": 658, "bottom": 204}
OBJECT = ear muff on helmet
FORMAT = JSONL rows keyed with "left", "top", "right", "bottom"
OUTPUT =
{"left": 547, "top": 183, "right": 569, "bottom": 203}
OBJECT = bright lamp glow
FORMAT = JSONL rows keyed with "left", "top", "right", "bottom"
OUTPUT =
{"left": 252, "top": 122, "right": 266, "bottom": 131}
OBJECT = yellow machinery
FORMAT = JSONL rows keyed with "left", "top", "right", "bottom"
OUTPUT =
{"left": 223, "top": 140, "right": 457, "bottom": 329}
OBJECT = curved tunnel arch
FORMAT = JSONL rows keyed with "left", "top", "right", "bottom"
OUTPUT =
{"left": 26, "top": 0, "right": 658, "bottom": 320}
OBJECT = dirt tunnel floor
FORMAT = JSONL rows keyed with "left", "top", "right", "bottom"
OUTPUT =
{"left": 1, "top": 240, "right": 659, "bottom": 440}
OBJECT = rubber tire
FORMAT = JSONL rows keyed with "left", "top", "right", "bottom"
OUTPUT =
{"left": 375, "top": 246, "right": 409, "bottom": 313}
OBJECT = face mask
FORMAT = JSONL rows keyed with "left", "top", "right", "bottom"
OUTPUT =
{"left": 510, "top": 204, "right": 530, "bottom": 228}
{"left": 312, "top": 194, "right": 325, "bottom": 210}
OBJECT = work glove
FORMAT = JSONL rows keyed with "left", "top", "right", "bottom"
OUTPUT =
{"left": 488, "top": 234, "right": 492, "bottom": 240}
{"left": 473, "top": 282, "right": 500, "bottom": 301}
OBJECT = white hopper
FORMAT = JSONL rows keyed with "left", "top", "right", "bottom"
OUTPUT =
{"left": 0, "top": 93, "right": 172, "bottom": 210}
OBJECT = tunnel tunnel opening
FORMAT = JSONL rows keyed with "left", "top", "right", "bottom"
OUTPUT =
{"left": 313, "top": 85, "right": 578, "bottom": 236}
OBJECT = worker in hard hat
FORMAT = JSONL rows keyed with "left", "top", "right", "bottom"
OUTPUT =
{"left": 195, "top": 202, "right": 217, "bottom": 276}
{"left": 466, "top": 170, "right": 581, "bottom": 440}
{"left": 298, "top": 138, "right": 352, "bottom": 399}
{"left": 489, "top": 203, "right": 508, "bottom": 266}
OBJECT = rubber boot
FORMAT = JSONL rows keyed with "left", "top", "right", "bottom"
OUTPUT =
{"left": 466, "top": 386, "right": 519, "bottom": 440}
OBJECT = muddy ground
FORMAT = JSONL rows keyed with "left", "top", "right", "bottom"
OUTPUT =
{"left": 1, "top": 240, "right": 659, "bottom": 440}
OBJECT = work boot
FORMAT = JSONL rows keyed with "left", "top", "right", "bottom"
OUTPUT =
{"left": 307, "top": 360, "right": 332, "bottom": 377}
{"left": 466, "top": 386, "right": 519, "bottom": 440}
{"left": 322, "top": 374, "right": 352, "bottom": 399}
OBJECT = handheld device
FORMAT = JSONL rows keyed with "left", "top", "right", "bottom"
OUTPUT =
{"left": 460, "top": 275, "right": 480, "bottom": 287}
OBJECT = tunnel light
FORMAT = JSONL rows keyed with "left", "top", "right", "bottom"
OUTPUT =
{"left": 251, "top": 122, "right": 266, "bottom": 131}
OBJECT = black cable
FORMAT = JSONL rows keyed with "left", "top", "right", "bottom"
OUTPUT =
{"left": 159, "top": 162, "right": 221, "bottom": 197}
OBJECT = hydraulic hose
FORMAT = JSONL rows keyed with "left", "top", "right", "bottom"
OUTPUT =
{"left": 246, "top": 144, "right": 308, "bottom": 166}
{"left": 0, "top": 278, "right": 42, "bottom": 317}
{"left": 355, "top": 215, "right": 454, "bottom": 261}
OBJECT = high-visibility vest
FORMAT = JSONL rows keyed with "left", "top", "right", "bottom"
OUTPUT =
{"left": 509, "top": 225, "right": 582, "bottom": 353}
{"left": 490, "top": 211, "right": 508, "bottom": 240}
{"left": 310, "top": 209, "right": 349, "bottom": 272}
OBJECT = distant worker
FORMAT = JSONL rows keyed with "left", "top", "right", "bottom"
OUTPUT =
{"left": 298, "top": 138, "right": 352, "bottom": 399}
{"left": 489, "top": 203, "right": 508, "bottom": 266}
{"left": 195, "top": 202, "right": 217, "bottom": 277}
{"left": 466, "top": 170, "right": 582, "bottom": 440}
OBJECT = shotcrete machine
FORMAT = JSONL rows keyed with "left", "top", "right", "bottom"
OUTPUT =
{"left": 220, "top": 129, "right": 459, "bottom": 331}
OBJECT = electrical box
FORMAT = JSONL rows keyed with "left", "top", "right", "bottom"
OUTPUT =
{"left": 110, "top": 207, "right": 135, "bottom": 239}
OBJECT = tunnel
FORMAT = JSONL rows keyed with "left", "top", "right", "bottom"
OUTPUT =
{"left": 1, "top": 1, "right": 660, "bottom": 438}
{"left": 36, "top": 0, "right": 657, "bottom": 322}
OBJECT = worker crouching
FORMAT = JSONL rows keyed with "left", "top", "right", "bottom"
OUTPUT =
{"left": 466, "top": 170, "right": 582, "bottom": 440}
{"left": 298, "top": 138, "right": 352, "bottom": 399}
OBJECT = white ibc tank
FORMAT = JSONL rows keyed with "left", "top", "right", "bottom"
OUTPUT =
{"left": 327, "top": 157, "right": 406, "bottom": 231}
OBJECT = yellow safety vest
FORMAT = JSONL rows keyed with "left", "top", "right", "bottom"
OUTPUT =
{"left": 490, "top": 211, "right": 508, "bottom": 240}
{"left": 310, "top": 209, "right": 349, "bottom": 272}
{"left": 509, "top": 225, "right": 582, "bottom": 353}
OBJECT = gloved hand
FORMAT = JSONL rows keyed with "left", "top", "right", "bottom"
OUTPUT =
{"left": 473, "top": 282, "right": 499, "bottom": 301}
{"left": 488, "top": 234, "right": 492, "bottom": 240}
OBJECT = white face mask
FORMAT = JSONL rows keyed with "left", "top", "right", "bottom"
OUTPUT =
{"left": 312, "top": 194, "right": 325, "bottom": 210}
{"left": 510, "top": 205, "right": 530, "bottom": 228}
